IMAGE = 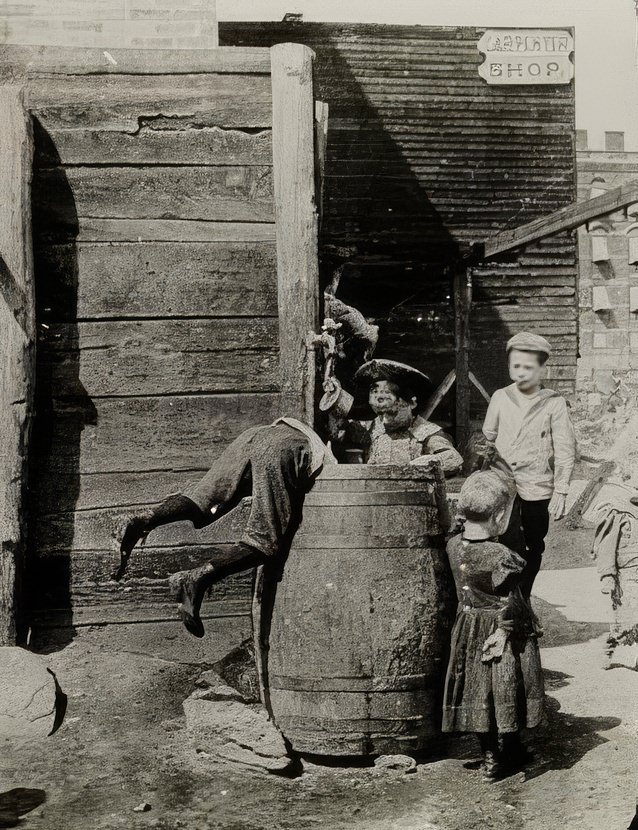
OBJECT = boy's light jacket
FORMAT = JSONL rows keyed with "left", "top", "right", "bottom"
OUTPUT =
{"left": 482, "top": 384, "right": 576, "bottom": 501}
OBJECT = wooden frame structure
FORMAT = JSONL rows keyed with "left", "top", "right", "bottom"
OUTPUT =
{"left": 452, "top": 178, "right": 638, "bottom": 447}
{"left": 0, "top": 87, "right": 35, "bottom": 645}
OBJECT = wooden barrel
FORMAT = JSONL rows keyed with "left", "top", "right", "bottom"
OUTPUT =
{"left": 264, "top": 462, "right": 455, "bottom": 756}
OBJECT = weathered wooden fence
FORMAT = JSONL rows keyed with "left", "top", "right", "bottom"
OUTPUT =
{"left": 0, "top": 88, "right": 36, "bottom": 644}
{"left": 0, "top": 44, "right": 320, "bottom": 635}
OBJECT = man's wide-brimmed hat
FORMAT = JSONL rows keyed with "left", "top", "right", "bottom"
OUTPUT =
{"left": 354, "top": 359, "right": 432, "bottom": 406}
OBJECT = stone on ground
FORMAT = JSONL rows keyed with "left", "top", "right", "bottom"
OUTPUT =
{"left": 183, "top": 690, "right": 292, "bottom": 773}
{"left": 0, "top": 647, "right": 59, "bottom": 740}
{"left": 374, "top": 754, "right": 417, "bottom": 774}
{"left": 209, "top": 638, "right": 261, "bottom": 703}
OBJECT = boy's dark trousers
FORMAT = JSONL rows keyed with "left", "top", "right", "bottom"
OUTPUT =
{"left": 183, "top": 423, "right": 313, "bottom": 558}
{"left": 500, "top": 496, "right": 551, "bottom": 597}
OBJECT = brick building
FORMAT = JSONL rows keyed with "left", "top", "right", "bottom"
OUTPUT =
{"left": 0, "top": 0, "right": 218, "bottom": 49}
{"left": 573, "top": 129, "right": 638, "bottom": 463}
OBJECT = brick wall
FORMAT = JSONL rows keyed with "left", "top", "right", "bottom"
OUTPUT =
{"left": 572, "top": 132, "right": 638, "bottom": 469}
{"left": 0, "top": 0, "right": 217, "bottom": 49}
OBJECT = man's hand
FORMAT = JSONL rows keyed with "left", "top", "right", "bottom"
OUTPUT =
{"left": 548, "top": 492, "right": 567, "bottom": 520}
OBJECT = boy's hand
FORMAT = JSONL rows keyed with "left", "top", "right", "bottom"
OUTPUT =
{"left": 548, "top": 492, "right": 567, "bottom": 520}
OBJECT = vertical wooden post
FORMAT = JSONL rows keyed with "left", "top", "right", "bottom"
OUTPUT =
{"left": 454, "top": 267, "right": 472, "bottom": 453}
{"left": 0, "top": 86, "right": 35, "bottom": 645}
{"left": 271, "top": 43, "right": 320, "bottom": 425}
{"left": 314, "top": 100, "right": 329, "bottom": 229}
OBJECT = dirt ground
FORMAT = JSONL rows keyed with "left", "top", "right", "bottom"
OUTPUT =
{"left": 2, "top": 522, "right": 637, "bottom": 830}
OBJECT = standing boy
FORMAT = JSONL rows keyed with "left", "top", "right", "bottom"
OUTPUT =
{"left": 482, "top": 332, "right": 577, "bottom": 596}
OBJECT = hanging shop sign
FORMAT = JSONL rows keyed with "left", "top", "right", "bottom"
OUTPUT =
{"left": 477, "top": 29, "right": 574, "bottom": 85}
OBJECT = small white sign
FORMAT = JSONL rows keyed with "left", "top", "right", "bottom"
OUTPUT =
{"left": 478, "top": 29, "right": 574, "bottom": 85}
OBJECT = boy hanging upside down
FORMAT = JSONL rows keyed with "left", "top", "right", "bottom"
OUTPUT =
{"left": 116, "top": 359, "right": 462, "bottom": 637}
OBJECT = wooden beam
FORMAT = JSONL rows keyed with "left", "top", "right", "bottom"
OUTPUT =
{"left": 0, "top": 86, "right": 35, "bottom": 645}
{"left": 454, "top": 269, "right": 472, "bottom": 452}
{"left": 0, "top": 45, "right": 272, "bottom": 78}
{"left": 482, "top": 179, "right": 638, "bottom": 259}
{"left": 314, "top": 100, "right": 329, "bottom": 229}
{"left": 422, "top": 369, "right": 455, "bottom": 421}
{"left": 271, "top": 43, "right": 320, "bottom": 424}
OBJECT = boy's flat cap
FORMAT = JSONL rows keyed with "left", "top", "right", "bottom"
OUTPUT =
{"left": 354, "top": 359, "right": 432, "bottom": 403}
{"left": 506, "top": 331, "right": 551, "bottom": 357}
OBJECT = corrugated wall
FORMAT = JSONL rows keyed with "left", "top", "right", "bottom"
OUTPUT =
{"left": 222, "top": 22, "right": 577, "bottom": 419}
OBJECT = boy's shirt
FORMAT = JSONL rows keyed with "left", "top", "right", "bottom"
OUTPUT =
{"left": 332, "top": 414, "right": 463, "bottom": 474}
{"left": 482, "top": 384, "right": 576, "bottom": 501}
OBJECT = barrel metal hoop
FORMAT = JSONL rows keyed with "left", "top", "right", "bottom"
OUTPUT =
{"left": 269, "top": 673, "right": 440, "bottom": 692}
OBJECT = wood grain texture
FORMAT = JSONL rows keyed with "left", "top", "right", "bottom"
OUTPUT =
{"left": 33, "top": 393, "right": 280, "bottom": 474}
{"left": 27, "top": 74, "right": 272, "bottom": 131}
{"left": 454, "top": 269, "right": 472, "bottom": 452}
{"left": 38, "top": 318, "right": 279, "bottom": 396}
{"left": 482, "top": 180, "right": 638, "bottom": 258}
{"left": 32, "top": 470, "right": 210, "bottom": 514}
{"left": 30, "top": 601, "right": 251, "bottom": 629}
{"left": 33, "top": 165, "right": 274, "bottom": 228}
{"left": 270, "top": 43, "right": 320, "bottom": 421}
{"left": 0, "top": 86, "right": 35, "bottom": 645}
{"left": 31, "top": 501, "right": 256, "bottom": 620}
{"left": 35, "top": 218, "right": 277, "bottom": 244}
{"left": 0, "top": 45, "right": 271, "bottom": 78}
{"left": 34, "top": 241, "right": 278, "bottom": 320}
{"left": 34, "top": 497, "right": 254, "bottom": 556}
{"left": 33, "top": 125, "right": 272, "bottom": 166}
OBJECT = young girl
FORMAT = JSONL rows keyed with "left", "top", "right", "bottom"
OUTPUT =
{"left": 442, "top": 471, "right": 545, "bottom": 781}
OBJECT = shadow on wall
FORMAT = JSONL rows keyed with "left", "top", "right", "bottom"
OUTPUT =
{"left": 26, "top": 119, "right": 97, "bottom": 650}
{"left": 221, "top": 23, "right": 515, "bottom": 429}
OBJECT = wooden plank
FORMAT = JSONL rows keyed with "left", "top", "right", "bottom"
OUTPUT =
{"left": 32, "top": 470, "right": 210, "bottom": 514}
{"left": 26, "top": 74, "right": 272, "bottom": 131}
{"left": 38, "top": 318, "right": 279, "bottom": 397}
{"left": 314, "top": 100, "right": 329, "bottom": 226}
{"left": 32, "top": 393, "right": 280, "bottom": 474}
{"left": 0, "top": 86, "right": 35, "bottom": 645}
{"left": 482, "top": 180, "right": 638, "bottom": 259}
{"left": 271, "top": 43, "right": 320, "bottom": 422}
{"left": 33, "top": 498, "right": 254, "bottom": 555}
{"left": 33, "top": 125, "right": 272, "bottom": 166}
{"left": 35, "top": 218, "right": 276, "bottom": 244}
{"left": 34, "top": 241, "right": 278, "bottom": 320}
{"left": 468, "top": 371, "right": 491, "bottom": 404}
{"left": 31, "top": 599, "right": 251, "bottom": 629}
{"left": 454, "top": 269, "right": 472, "bottom": 452}
{"left": 0, "top": 45, "right": 272, "bottom": 78}
{"left": 422, "top": 369, "right": 455, "bottom": 421}
{"left": 32, "top": 165, "right": 274, "bottom": 228}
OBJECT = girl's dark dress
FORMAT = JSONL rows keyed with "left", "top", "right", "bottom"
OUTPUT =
{"left": 442, "top": 535, "right": 544, "bottom": 734}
